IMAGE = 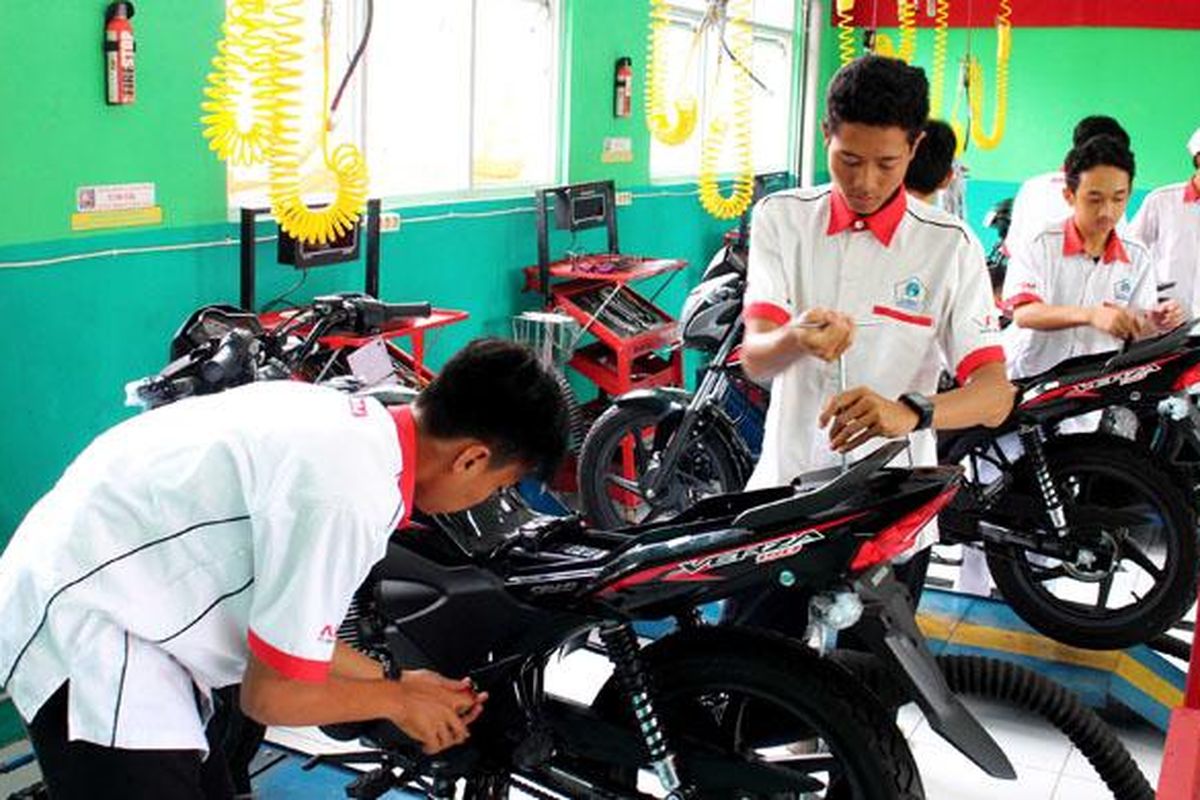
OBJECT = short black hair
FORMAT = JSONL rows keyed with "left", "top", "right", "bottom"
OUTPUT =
{"left": 825, "top": 55, "right": 929, "bottom": 142}
{"left": 1064, "top": 135, "right": 1136, "bottom": 192}
{"left": 1072, "top": 115, "right": 1129, "bottom": 149}
{"left": 905, "top": 120, "right": 957, "bottom": 195}
{"left": 416, "top": 338, "right": 568, "bottom": 478}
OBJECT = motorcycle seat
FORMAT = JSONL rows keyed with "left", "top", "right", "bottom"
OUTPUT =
{"left": 732, "top": 440, "right": 909, "bottom": 530}
{"left": 1103, "top": 323, "right": 1194, "bottom": 370}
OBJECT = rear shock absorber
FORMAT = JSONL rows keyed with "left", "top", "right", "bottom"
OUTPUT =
{"left": 1019, "top": 425, "right": 1068, "bottom": 533}
{"left": 598, "top": 623, "right": 685, "bottom": 797}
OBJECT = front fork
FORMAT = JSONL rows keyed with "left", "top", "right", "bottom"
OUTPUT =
{"left": 642, "top": 324, "right": 742, "bottom": 502}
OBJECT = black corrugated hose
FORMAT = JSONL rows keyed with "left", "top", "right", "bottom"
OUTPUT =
{"left": 936, "top": 655, "right": 1154, "bottom": 800}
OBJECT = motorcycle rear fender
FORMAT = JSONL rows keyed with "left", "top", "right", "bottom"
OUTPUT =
{"left": 850, "top": 565, "right": 1016, "bottom": 780}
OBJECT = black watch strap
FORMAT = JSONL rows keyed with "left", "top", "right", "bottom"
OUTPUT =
{"left": 898, "top": 392, "right": 935, "bottom": 431}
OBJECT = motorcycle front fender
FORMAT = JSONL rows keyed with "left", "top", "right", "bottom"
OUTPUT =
{"left": 851, "top": 565, "right": 1017, "bottom": 781}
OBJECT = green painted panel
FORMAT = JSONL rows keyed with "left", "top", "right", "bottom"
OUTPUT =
{"left": 815, "top": 26, "right": 1200, "bottom": 189}
{"left": 565, "top": 0, "right": 652, "bottom": 184}
{"left": 0, "top": 1, "right": 227, "bottom": 247}
{"left": 0, "top": 185, "right": 732, "bottom": 543}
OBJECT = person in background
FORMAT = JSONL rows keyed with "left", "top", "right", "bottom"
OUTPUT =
{"left": 1002, "top": 136, "right": 1184, "bottom": 380}
{"left": 1006, "top": 115, "right": 1131, "bottom": 256}
{"left": 1128, "top": 126, "right": 1200, "bottom": 316}
{"left": 905, "top": 119, "right": 959, "bottom": 206}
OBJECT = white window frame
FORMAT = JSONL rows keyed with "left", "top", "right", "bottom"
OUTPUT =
{"left": 226, "top": 0, "right": 563, "bottom": 214}
{"left": 649, "top": 1, "right": 803, "bottom": 183}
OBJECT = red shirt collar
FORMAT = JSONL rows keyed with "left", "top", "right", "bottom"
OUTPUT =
{"left": 1062, "top": 219, "right": 1130, "bottom": 265}
{"left": 388, "top": 405, "right": 418, "bottom": 526}
{"left": 1184, "top": 177, "right": 1200, "bottom": 204}
{"left": 827, "top": 188, "right": 907, "bottom": 247}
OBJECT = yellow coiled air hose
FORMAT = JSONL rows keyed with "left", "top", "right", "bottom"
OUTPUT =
{"left": 200, "top": 0, "right": 276, "bottom": 166}
{"left": 836, "top": 0, "right": 858, "bottom": 66}
{"left": 928, "top": 0, "right": 950, "bottom": 118}
{"left": 875, "top": 0, "right": 918, "bottom": 63}
{"left": 895, "top": 0, "right": 918, "bottom": 62}
{"left": 201, "top": 0, "right": 368, "bottom": 245}
{"left": 645, "top": 0, "right": 699, "bottom": 146}
{"left": 267, "top": 0, "right": 368, "bottom": 245}
{"left": 967, "top": 0, "right": 1012, "bottom": 151}
{"left": 697, "top": 0, "right": 754, "bottom": 220}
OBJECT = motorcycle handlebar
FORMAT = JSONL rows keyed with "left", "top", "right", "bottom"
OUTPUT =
{"left": 200, "top": 330, "right": 255, "bottom": 385}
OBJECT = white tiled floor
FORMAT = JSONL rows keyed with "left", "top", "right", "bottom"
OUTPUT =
{"left": 896, "top": 698, "right": 1163, "bottom": 799}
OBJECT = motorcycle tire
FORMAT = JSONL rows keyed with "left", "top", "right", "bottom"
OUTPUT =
{"left": 592, "top": 643, "right": 924, "bottom": 799}
{"left": 579, "top": 403, "right": 747, "bottom": 529}
{"left": 984, "top": 435, "right": 1198, "bottom": 650}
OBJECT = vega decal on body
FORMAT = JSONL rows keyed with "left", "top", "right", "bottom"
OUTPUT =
{"left": 671, "top": 530, "right": 827, "bottom": 578}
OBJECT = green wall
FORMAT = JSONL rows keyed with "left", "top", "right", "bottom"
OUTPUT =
{"left": 0, "top": 2, "right": 226, "bottom": 245}
{"left": 0, "top": 1, "right": 728, "bottom": 544}
{"left": 0, "top": 0, "right": 735, "bottom": 743}
{"left": 814, "top": 25, "right": 1200, "bottom": 244}
{"left": 565, "top": 0, "right": 654, "bottom": 184}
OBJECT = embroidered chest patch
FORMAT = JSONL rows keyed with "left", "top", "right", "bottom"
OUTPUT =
{"left": 894, "top": 276, "right": 930, "bottom": 313}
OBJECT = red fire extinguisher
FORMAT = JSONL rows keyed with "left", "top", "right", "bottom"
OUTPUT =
{"left": 105, "top": 2, "right": 136, "bottom": 106}
{"left": 614, "top": 57, "right": 633, "bottom": 118}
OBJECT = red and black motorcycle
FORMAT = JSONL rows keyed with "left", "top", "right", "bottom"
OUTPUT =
{"left": 939, "top": 323, "right": 1200, "bottom": 650}
{"left": 318, "top": 441, "right": 1013, "bottom": 799}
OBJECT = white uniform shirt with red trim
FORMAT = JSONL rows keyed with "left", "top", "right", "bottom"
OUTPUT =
{"left": 0, "top": 381, "right": 415, "bottom": 752}
{"left": 1129, "top": 179, "right": 1200, "bottom": 315}
{"left": 1007, "top": 170, "right": 1129, "bottom": 256}
{"left": 742, "top": 186, "right": 1004, "bottom": 489}
{"left": 1001, "top": 219, "right": 1156, "bottom": 379}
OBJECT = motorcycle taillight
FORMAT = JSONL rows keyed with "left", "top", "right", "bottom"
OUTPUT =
{"left": 1173, "top": 363, "right": 1200, "bottom": 391}
{"left": 850, "top": 485, "right": 959, "bottom": 572}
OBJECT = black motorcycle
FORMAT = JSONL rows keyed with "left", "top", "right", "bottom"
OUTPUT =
{"left": 124, "top": 293, "right": 433, "bottom": 408}
{"left": 939, "top": 323, "right": 1200, "bottom": 649}
{"left": 578, "top": 235, "right": 763, "bottom": 529}
{"left": 318, "top": 441, "right": 1014, "bottom": 799}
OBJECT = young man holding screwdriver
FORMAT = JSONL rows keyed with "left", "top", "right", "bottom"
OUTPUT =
{"left": 740, "top": 56, "right": 1013, "bottom": 490}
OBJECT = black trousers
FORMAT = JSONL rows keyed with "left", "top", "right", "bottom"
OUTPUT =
{"left": 25, "top": 683, "right": 236, "bottom": 800}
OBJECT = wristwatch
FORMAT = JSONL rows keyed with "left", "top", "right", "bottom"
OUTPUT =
{"left": 898, "top": 392, "right": 935, "bottom": 431}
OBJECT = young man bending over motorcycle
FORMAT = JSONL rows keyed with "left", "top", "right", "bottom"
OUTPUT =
{"left": 1002, "top": 135, "right": 1185, "bottom": 380}
{"left": 0, "top": 339, "right": 568, "bottom": 800}
{"left": 740, "top": 56, "right": 1013, "bottom": 490}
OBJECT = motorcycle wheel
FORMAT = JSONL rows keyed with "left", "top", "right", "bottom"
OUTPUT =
{"left": 592, "top": 646, "right": 924, "bottom": 799}
{"left": 983, "top": 435, "right": 1198, "bottom": 650}
{"left": 579, "top": 404, "right": 747, "bottom": 529}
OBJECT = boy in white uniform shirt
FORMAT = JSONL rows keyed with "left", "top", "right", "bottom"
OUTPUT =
{"left": 1129, "top": 126, "right": 1200, "bottom": 315}
{"left": 0, "top": 340, "right": 569, "bottom": 800}
{"left": 741, "top": 56, "right": 1013, "bottom": 490}
{"left": 1007, "top": 116, "right": 1131, "bottom": 258}
{"left": 1003, "top": 136, "right": 1183, "bottom": 380}
{"left": 728, "top": 56, "right": 1013, "bottom": 622}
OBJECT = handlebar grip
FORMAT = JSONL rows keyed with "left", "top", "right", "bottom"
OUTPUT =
{"left": 378, "top": 301, "right": 432, "bottom": 321}
{"left": 353, "top": 300, "right": 432, "bottom": 333}
{"left": 200, "top": 331, "right": 253, "bottom": 385}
